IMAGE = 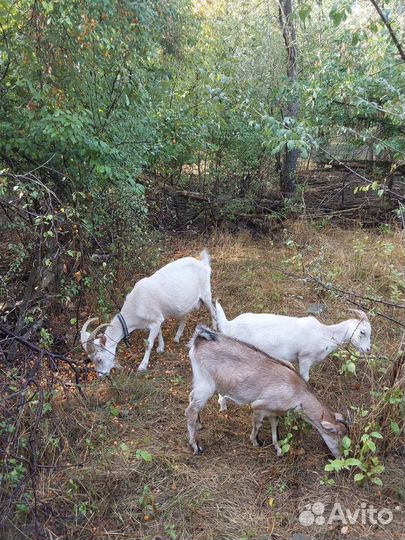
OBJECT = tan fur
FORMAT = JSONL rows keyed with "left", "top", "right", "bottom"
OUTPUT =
{"left": 186, "top": 328, "right": 347, "bottom": 458}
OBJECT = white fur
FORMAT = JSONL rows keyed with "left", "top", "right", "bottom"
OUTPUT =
{"left": 81, "top": 251, "right": 216, "bottom": 376}
{"left": 216, "top": 301, "right": 371, "bottom": 385}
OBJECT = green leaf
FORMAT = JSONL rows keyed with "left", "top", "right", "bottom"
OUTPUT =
{"left": 287, "top": 140, "right": 295, "bottom": 150}
{"left": 390, "top": 421, "right": 400, "bottom": 435}
{"left": 136, "top": 449, "right": 153, "bottom": 462}
{"left": 347, "top": 361, "right": 356, "bottom": 373}
{"left": 369, "top": 465, "right": 385, "bottom": 475}
{"left": 281, "top": 443, "right": 290, "bottom": 454}
{"left": 300, "top": 7, "right": 311, "bottom": 21}
{"left": 344, "top": 458, "right": 362, "bottom": 467}
{"left": 366, "top": 439, "right": 376, "bottom": 452}
{"left": 329, "top": 7, "right": 347, "bottom": 26}
{"left": 351, "top": 31, "right": 361, "bottom": 46}
{"left": 325, "top": 459, "right": 344, "bottom": 472}
{"left": 342, "top": 436, "right": 351, "bottom": 450}
{"left": 370, "top": 477, "right": 383, "bottom": 486}
{"left": 354, "top": 473, "right": 365, "bottom": 483}
{"left": 16, "top": 502, "right": 30, "bottom": 514}
{"left": 370, "top": 431, "right": 383, "bottom": 439}
{"left": 110, "top": 406, "right": 120, "bottom": 417}
{"left": 43, "top": 403, "right": 52, "bottom": 414}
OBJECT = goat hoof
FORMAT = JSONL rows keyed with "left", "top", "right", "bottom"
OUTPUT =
{"left": 192, "top": 444, "right": 204, "bottom": 455}
{"left": 251, "top": 437, "right": 263, "bottom": 448}
{"left": 252, "top": 435, "right": 263, "bottom": 447}
{"left": 174, "top": 337, "right": 180, "bottom": 344}
{"left": 157, "top": 347, "right": 164, "bottom": 354}
{"left": 137, "top": 366, "right": 147, "bottom": 373}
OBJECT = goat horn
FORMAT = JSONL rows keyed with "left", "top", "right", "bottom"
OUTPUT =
{"left": 349, "top": 308, "right": 368, "bottom": 321}
{"left": 81, "top": 317, "right": 99, "bottom": 353}
{"left": 88, "top": 323, "right": 111, "bottom": 348}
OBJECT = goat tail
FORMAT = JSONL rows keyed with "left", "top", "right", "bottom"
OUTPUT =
{"left": 215, "top": 300, "right": 228, "bottom": 331}
{"left": 188, "top": 325, "right": 218, "bottom": 349}
{"left": 199, "top": 249, "right": 211, "bottom": 268}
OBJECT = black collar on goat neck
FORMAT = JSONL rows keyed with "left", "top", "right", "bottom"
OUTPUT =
{"left": 117, "top": 313, "right": 131, "bottom": 348}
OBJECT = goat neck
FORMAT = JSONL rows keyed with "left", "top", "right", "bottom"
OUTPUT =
{"left": 300, "top": 390, "right": 331, "bottom": 427}
{"left": 101, "top": 314, "right": 126, "bottom": 352}
{"left": 300, "top": 391, "right": 342, "bottom": 457}
{"left": 324, "top": 320, "right": 354, "bottom": 350}
{"left": 105, "top": 311, "right": 145, "bottom": 346}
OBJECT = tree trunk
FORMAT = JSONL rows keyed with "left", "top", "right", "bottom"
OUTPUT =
{"left": 281, "top": 144, "right": 299, "bottom": 195}
{"left": 278, "top": 0, "right": 300, "bottom": 196}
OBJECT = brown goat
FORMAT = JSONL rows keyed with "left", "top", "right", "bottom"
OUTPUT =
{"left": 185, "top": 326, "right": 348, "bottom": 458}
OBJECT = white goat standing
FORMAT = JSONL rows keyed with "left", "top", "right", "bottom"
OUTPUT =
{"left": 186, "top": 326, "right": 349, "bottom": 458}
{"left": 216, "top": 301, "right": 371, "bottom": 388}
{"left": 81, "top": 250, "right": 216, "bottom": 376}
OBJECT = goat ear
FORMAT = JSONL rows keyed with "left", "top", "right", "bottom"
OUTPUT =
{"left": 100, "top": 334, "right": 107, "bottom": 347}
{"left": 349, "top": 308, "right": 368, "bottom": 321}
{"left": 321, "top": 420, "right": 338, "bottom": 433}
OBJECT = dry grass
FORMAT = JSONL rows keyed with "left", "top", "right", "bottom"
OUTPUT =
{"left": 6, "top": 222, "right": 405, "bottom": 540}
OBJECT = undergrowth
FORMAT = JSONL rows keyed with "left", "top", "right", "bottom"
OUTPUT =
{"left": 1, "top": 222, "right": 404, "bottom": 539}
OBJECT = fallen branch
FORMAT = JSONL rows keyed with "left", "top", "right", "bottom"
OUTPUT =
{"left": 175, "top": 189, "right": 209, "bottom": 201}
{"left": 160, "top": 185, "right": 209, "bottom": 202}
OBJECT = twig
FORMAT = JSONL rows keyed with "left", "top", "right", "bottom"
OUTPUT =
{"left": 0, "top": 324, "right": 87, "bottom": 398}
{"left": 318, "top": 146, "right": 405, "bottom": 203}
{"left": 306, "top": 273, "right": 405, "bottom": 310}
{"left": 305, "top": 275, "right": 405, "bottom": 328}
{"left": 369, "top": 0, "right": 405, "bottom": 63}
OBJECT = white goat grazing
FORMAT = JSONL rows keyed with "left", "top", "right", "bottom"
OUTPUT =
{"left": 186, "top": 326, "right": 349, "bottom": 458}
{"left": 81, "top": 250, "right": 216, "bottom": 376}
{"left": 216, "top": 301, "right": 371, "bottom": 386}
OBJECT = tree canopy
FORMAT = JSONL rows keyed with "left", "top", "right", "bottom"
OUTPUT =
{"left": 1, "top": 0, "right": 404, "bottom": 308}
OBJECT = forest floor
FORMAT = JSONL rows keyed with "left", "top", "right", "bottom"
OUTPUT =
{"left": 10, "top": 221, "right": 405, "bottom": 540}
